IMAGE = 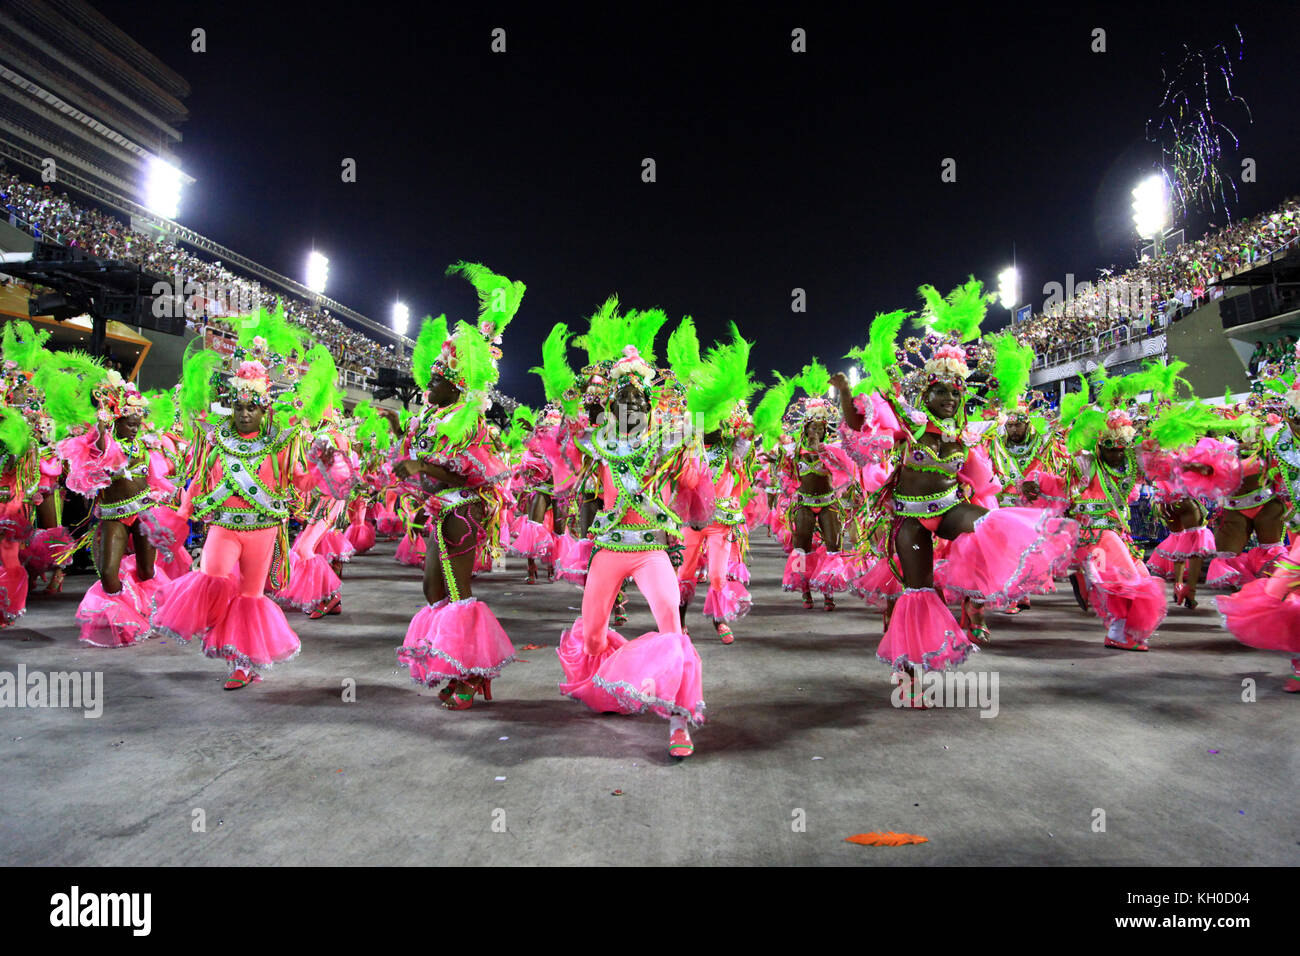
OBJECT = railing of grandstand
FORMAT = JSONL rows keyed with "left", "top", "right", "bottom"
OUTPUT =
{"left": 0, "top": 140, "right": 413, "bottom": 349}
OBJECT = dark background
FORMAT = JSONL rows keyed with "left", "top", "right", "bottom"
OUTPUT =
{"left": 96, "top": 2, "right": 1300, "bottom": 402}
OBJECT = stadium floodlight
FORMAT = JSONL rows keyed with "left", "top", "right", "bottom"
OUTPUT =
{"left": 305, "top": 251, "right": 330, "bottom": 295}
{"left": 998, "top": 266, "right": 1020, "bottom": 310}
{"left": 1131, "top": 174, "right": 1170, "bottom": 241}
{"left": 144, "top": 156, "right": 183, "bottom": 220}
{"left": 392, "top": 301, "right": 410, "bottom": 335}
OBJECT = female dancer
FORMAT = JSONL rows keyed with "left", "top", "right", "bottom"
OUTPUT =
{"left": 836, "top": 286, "right": 1077, "bottom": 702}
{"left": 395, "top": 314, "right": 515, "bottom": 710}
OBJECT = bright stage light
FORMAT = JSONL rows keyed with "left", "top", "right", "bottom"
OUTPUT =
{"left": 305, "top": 251, "right": 330, "bottom": 294}
{"left": 1131, "top": 175, "right": 1170, "bottom": 240}
{"left": 392, "top": 301, "right": 410, "bottom": 334}
{"left": 998, "top": 266, "right": 1020, "bottom": 310}
{"left": 144, "top": 156, "right": 183, "bottom": 219}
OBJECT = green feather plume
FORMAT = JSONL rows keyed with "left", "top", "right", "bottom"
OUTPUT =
{"left": 236, "top": 304, "right": 306, "bottom": 358}
{"left": 451, "top": 320, "right": 497, "bottom": 394}
{"left": 277, "top": 345, "right": 338, "bottom": 429}
{"left": 575, "top": 297, "right": 669, "bottom": 365}
{"left": 1057, "top": 377, "right": 1092, "bottom": 432}
{"left": 412, "top": 315, "right": 448, "bottom": 391}
{"left": 667, "top": 316, "right": 701, "bottom": 383}
{"left": 1065, "top": 407, "right": 1108, "bottom": 454}
{"left": 178, "top": 342, "right": 223, "bottom": 437}
{"left": 1096, "top": 370, "right": 1149, "bottom": 408}
{"left": 0, "top": 406, "right": 33, "bottom": 456}
{"left": 446, "top": 261, "right": 525, "bottom": 341}
{"left": 1147, "top": 402, "right": 1236, "bottom": 451}
{"left": 31, "top": 350, "right": 106, "bottom": 439}
{"left": 797, "top": 359, "right": 830, "bottom": 400}
{"left": 2, "top": 320, "right": 52, "bottom": 372}
{"left": 916, "top": 277, "right": 991, "bottom": 342}
{"left": 144, "top": 389, "right": 177, "bottom": 434}
{"left": 753, "top": 372, "right": 798, "bottom": 447}
{"left": 987, "top": 333, "right": 1035, "bottom": 408}
{"left": 687, "top": 323, "right": 759, "bottom": 434}
{"left": 846, "top": 308, "right": 908, "bottom": 395}
{"left": 353, "top": 400, "right": 394, "bottom": 454}
{"left": 530, "top": 323, "right": 578, "bottom": 416}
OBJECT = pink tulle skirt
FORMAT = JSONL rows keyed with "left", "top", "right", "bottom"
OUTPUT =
{"left": 703, "top": 580, "right": 752, "bottom": 621}
{"left": 201, "top": 594, "right": 301, "bottom": 668}
{"left": 375, "top": 510, "right": 404, "bottom": 538}
{"left": 1217, "top": 580, "right": 1300, "bottom": 655}
{"left": 150, "top": 570, "right": 238, "bottom": 643}
{"left": 271, "top": 553, "right": 341, "bottom": 613}
{"left": 397, "top": 597, "right": 515, "bottom": 684}
{"left": 138, "top": 506, "right": 191, "bottom": 567}
{"left": 726, "top": 556, "right": 750, "bottom": 584}
{"left": 1078, "top": 533, "right": 1166, "bottom": 645}
{"left": 315, "top": 529, "right": 353, "bottom": 563}
{"left": 936, "top": 508, "right": 1078, "bottom": 610}
{"left": 77, "top": 577, "right": 152, "bottom": 648}
{"left": 876, "top": 587, "right": 976, "bottom": 673}
{"left": 782, "top": 548, "right": 819, "bottom": 592}
{"left": 852, "top": 556, "right": 903, "bottom": 608}
{"left": 558, "top": 619, "right": 705, "bottom": 724}
{"left": 0, "top": 564, "right": 28, "bottom": 625}
{"left": 509, "top": 518, "right": 555, "bottom": 561}
{"left": 344, "top": 521, "right": 377, "bottom": 555}
{"left": 21, "top": 526, "right": 75, "bottom": 575}
{"left": 808, "top": 547, "right": 851, "bottom": 594}
{"left": 395, "top": 533, "right": 426, "bottom": 568}
{"left": 1207, "top": 544, "right": 1287, "bottom": 589}
{"left": 1147, "top": 527, "right": 1217, "bottom": 579}
{"left": 556, "top": 537, "right": 593, "bottom": 587}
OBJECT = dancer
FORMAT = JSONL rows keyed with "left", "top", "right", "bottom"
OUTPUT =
{"left": 551, "top": 299, "right": 704, "bottom": 757}
{"left": 152, "top": 310, "right": 352, "bottom": 688}
{"left": 836, "top": 284, "right": 1077, "bottom": 703}
{"left": 395, "top": 264, "right": 519, "bottom": 709}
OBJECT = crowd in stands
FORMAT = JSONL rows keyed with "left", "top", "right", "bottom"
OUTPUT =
{"left": 0, "top": 166, "right": 409, "bottom": 379}
{"left": 1012, "top": 197, "right": 1300, "bottom": 361}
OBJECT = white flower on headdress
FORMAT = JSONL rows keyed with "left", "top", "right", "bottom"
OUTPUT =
{"left": 1105, "top": 408, "right": 1136, "bottom": 443}
{"left": 609, "top": 346, "right": 655, "bottom": 387}
{"left": 923, "top": 344, "right": 971, "bottom": 382}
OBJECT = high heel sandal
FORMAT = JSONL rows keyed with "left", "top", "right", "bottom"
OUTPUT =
{"left": 801, "top": 592, "right": 814, "bottom": 610}
{"left": 44, "top": 569, "right": 65, "bottom": 595}
{"left": 526, "top": 563, "right": 538, "bottom": 585}
{"left": 443, "top": 676, "right": 492, "bottom": 710}
{"left": 715, "top": 623, "right": 734, "bottom": 645}
{"left": 612, "top": 594, "right": 628, "bottom": 627}
{"left": 668, "top": 728, "right": 695, "bottom": 758}
{"left": 223, "top": 669, "right": 262, "bottom": 691}
{"left": 823, "top": 594, "right": 836, "bottom": 612}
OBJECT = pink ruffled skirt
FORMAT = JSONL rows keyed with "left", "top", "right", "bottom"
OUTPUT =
{"left": 851, "top": 556, "right": 903, "bottom": 608}
{"left": 315, "top": 529, "right": 353, "bottom": 563}
{"left": 509, "top": 518, "right": 555, "bottom": 561}
{"left": 1078, "top": 532, "right": 1166, "bottom": 646}
{"left": 344, "top": 520, "right": 377, "bottom": 555}
{"left": 556, "top": 537, "right": 593, "bottom": 587}
{"left": 397, "top": 597, "right": 515, "bottom": 684}
{"left": 395, "top": 533, "right": 426, "bottom": 568}
{"left": 936, "top": 508, "right": 1077, "bottom": 610}
{"left": 0, "top": 564, "right": 28, "bottom": 625}
{"left": 558, "top": 618, "right": 705, "bottom": 724}
{"left": 876, "top": 587, "right": 976, "bottom": 673}
{"left": 271, "top": 553, "right": 341, "bottom": 614}
{"left": 153, "top": 570, "right": 299, "bottom": 668}
{"left": 1207, "top": 544, "right": 1286, "bottom": 589}
{"left": 703, "top": 580, "right": 752, "bottom": 621}
{"left": 808, "top": 547, "right": 851, "bottom": 595}
{"left": 21, "top": 526, "right": 75, "bottom": 575}
{"left": 782, "top": 548, "right": 819, "bottom": 592}
{"left": 1147, "top": 527, "right": 1216, "bottom": 579}
{"left": 1217, "top": 580, "right": 1300, "bottom": 655}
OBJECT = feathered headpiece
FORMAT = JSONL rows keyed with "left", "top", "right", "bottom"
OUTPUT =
{"left": 445, "top": 261, "right": 525, "bottom": 360}
{"left": 575, "top": 296, "right": 670, "bottom": 366}
{"left": 529, "top": 323, "right": 580, "bottom": 417}
{"left": 753, "top": 372, "right": 798, "bottom": 448}
{"left": 685, "top": 323, "right": 759, "bottom": 435}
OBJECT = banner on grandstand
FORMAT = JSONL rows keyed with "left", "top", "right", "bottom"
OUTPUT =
{"left": 203, "top": 327, "right": 238, "bottom": 357}
{"left": 1014, "top": 305, "right": 1032, "bottom": 325}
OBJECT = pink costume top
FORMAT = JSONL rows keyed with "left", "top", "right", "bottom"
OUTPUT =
{"left": 58, "top": 427, "right": 175, "bottom": 521}
{"left": 399, "top": 401, "right": 508, "bottom": 517}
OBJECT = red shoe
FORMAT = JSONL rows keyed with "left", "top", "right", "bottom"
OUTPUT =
{"left": 715, "top": 623, "right": 735, "bottom": 645}
{"left": 443, "top": 677, "right": 492, "bottom": 710}
{"left": 668, "top": 728, "right": 695, "bottom": 758}
{"left": 801, "top": 592, "right": 813, "bottom": 610}
{"left": 823, "top": 595, "right": 836, "bottom": 612}
{"left": 223, "top": 668, "right": 262, "bottom": 690}
{"left": 1283, "top": 675, "right": 1300, "bottom": 693}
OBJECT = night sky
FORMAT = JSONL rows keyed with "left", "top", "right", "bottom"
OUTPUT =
{"left": 94, "top": 2, "right": 1300, "bottom": 404}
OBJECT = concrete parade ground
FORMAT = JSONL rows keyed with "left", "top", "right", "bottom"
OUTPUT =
{"left": 1, "top": 532, "right": 1296, "bottom": 866}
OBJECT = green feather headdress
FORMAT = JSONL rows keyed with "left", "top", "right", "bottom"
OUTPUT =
{"left": 502, "top": 404, "right": 536, "bottom": 452}
{"left": 575, "top": 296, "right": 670, "bottom": 365}
{"left": 31, "top": 350, "right": 107, "bottom": 439}
{"left": 686, "top": 323, "right": 759, "bottom": 434}
{"left": 446, "top": 261, "right": 525, "bottom": 342}
{"left": 529, "top": 323, "right": 579, "bottom": 417}
{"left": 753, "top": 372, "right": 798, "bottom": 448}
{"left": 846, "top": 309, "right": 908, "bottom": 396}
{"left": 0, "top": 406, "right": 33, "bottom": 456}
{"left": 144, "top": 389, "right": 177, "bottom": 434}
{"left": 235, "top": 304, "right": 307, "bottom": 358}
{"left": 353, "top": 400, "right": 394, "bottom": 455}
{"left": 178, "top": 341, "right": 224, "bottom": 438}
{"left": 2, "top": 320, "right": 52, "bottom": 372}
{"left": 987, "top": 333, "right": 1035, "bottom": 408}
{"left": 276, "top": 345, "right": 337, "bottom": 429}
{"left": 1146, "top": 401, "right": 1237, "bottom": 451}
{"left": 916, "top": 277, "right": 993, "bottom": 342}
{"left": 667, "top": 316, "right": 701, "bottom": 384}
{"left": 796, "top": 359, "right": 830, "bottom": 399}
{"left": 412, "top": 314, "right": 449, "bottom": 392}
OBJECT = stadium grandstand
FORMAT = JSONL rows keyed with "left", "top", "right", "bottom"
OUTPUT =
{"left": 1012, "top": 196, "right": 1300, "bottom": 404}
{"left": 0, "top": 0, "right": 417, "bottom": 407}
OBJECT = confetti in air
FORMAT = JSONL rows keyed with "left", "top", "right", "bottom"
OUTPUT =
{"left": 1145, "top": 25, "right": 1253, "bottom": 223}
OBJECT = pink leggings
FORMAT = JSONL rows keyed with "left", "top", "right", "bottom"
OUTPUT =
{"left": 293, "top": 520, "right": 329, "bottom": 561}
{"left": 678, "top": 525, "right": 731, "bottom": 593}
{"left": 582, "top": 548, "right": 681, "bottom": 654}
{"left": 200, "top": 525, "right": 278, "bottom": 597}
